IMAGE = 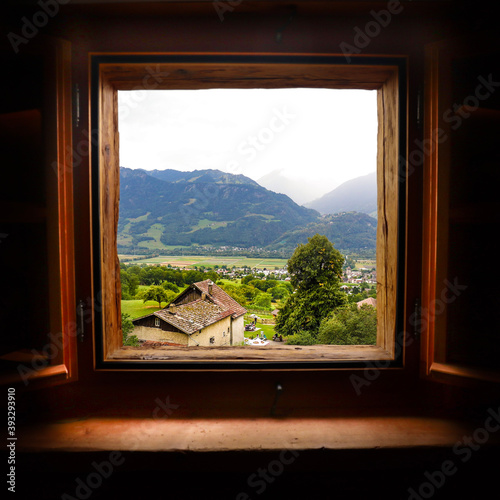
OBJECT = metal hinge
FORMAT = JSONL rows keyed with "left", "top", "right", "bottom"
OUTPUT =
{"left": 74, "top": 83, "right": 80, "bottom": 129}
{"left": 77, "top": 300, "right": 85, "bottom": 342}
{"left": 416, "top": 87, "right": 423, "bottom": 131}
{"left": 413, "top": 298, "right": 421, "bottom": 340}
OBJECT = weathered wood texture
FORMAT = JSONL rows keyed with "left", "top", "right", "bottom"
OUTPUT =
{"left": 99, "top": 72, "right": 122, "bottom": 359}
{"left": 109, "top": 344, "right": 393, "bottom": 363}
{"left": 376, "top": 69, "right": 399, "bottom": 357}
{"left": 134, "top": 315, "right": 183, "bottom": 333}
{"left": 97, "top": 59, "right": 403, "bottom": 365}
{"left": 101, "top": 61, "right": 398, "bottom": 91}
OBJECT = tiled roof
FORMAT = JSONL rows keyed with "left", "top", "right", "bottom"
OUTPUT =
{"left": 133, "top": 279, "right": 247, "bottom": 335}
{"left": 154, "top": 299, "right": 227, "bottom": 335}
{"left": 356, "top": 297, "right": 377, "bottom": 308}
{"left": 193, "top": 280, "right": 247, "bottom": 318}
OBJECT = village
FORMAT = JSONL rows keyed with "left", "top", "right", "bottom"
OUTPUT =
{"left": 122, "top": 255, "right": 377, "bottom": 349}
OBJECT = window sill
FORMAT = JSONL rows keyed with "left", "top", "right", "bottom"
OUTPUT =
{"left": 104, "top": 344, "right": 395, "bottom": 367}
{"left": 18, "top": 416, "right": 493, "bottom": 453}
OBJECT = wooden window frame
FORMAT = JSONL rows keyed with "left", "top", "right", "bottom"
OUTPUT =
{"left": 90, "top": 53, "right": 407, "bottom": 371}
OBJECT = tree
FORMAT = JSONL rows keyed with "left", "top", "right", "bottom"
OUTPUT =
{"left": 317, "top": 303, "right": 377, "bottom": 345}
{"left": 252, "top": 292, "right": 272, "bottom": 310}
{"left": 275, "top": 234, "right": 346, "bottom": 336}
{"left": 288, "top": 233, "right": 344, "bottom": 290}
{"left": 120, "top": 269, "right": 139, "bottom": 299}
{"left": 162, "top": 281, "right": 180, "bottom": 293}
{"left": 137, "top": 285, "right": 175, "bottom": 309}
{"left": 218, "top": 282, "right": 248, "bottom": 306}
{"left": 121, "top": 312, "right": 139, "bottom": 346}
{"left": 268, "top": 285, "right": 291, "bottom": 301}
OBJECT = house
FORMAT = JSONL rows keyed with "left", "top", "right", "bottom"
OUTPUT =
{"left": 356, "top": 297, "right": 377, "bottom": 309}
{"left": 132, "top": 280, "right": 246, "bottom": 346}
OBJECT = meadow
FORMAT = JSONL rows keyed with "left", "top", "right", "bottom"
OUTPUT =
{"left": 119, "top": 254, "right": 289, "bottom": 270}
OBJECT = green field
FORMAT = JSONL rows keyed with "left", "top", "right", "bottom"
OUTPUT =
{"left": 353, "top": 259, "right": 376, "bottom": 270}
{"left": 119, "top": 254, "right": 288, "bottom": 270}
{"left": 121, "top": 300, "right": 163, "bottom": 319}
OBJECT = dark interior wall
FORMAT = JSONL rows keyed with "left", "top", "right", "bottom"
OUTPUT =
{"left": 3, "top": 0, "right": 498, "bottom": 421}
{"left": 4, "top": 2, "right": 496, "bottom": 422}
{"left": 3, "top": 3, "right": 500, "bottom": 500}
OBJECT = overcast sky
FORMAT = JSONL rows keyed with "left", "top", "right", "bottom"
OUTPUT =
{"left": 118, "top": 88, "right": 377, "bottom": 204}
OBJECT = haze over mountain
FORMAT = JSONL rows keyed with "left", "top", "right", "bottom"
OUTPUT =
{"left": 306, "top": 171, "right": 377, "bottom": 217}
{"left": 118, "top": 167, "right": 377, "bottom": 254}
{"left": 256, "top": 169, "right": 330, "bottom": 206}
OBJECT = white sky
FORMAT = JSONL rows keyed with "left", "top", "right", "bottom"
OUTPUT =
{"left": 118, "top": 88, "right": 377, "bottom": 204}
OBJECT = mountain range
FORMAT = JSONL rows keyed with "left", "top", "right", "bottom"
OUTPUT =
{"left": 305, "top": 171, "right": 377, "bottom": 217}
{"left": 118, "top": 167, "right": 377, "bottom": 255}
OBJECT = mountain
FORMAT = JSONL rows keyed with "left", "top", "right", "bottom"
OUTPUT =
{"left": 268, "top": 212, "right": 378, "bottom": 253}
{"left": 305, "top": 171, "right": 377, "bottom": 217}
{"left": 118, "top": 167, "right": 319, "bottom": 249}
{"left": 147, "top": 168, "right": 260, "bottom": 187}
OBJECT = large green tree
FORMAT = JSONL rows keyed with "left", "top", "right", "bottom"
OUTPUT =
{"left": 275, "top": 234, "right": 346, "bottom": 336}
{"left": 137, "top": 285, "right": 175, "bottom": 309}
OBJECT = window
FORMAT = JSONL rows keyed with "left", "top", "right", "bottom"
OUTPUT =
{"left": 155, "top": 317, "right": 160, "bottom": 328}
{"left": 91, "top": 54, "right": 406, "bottom": 370}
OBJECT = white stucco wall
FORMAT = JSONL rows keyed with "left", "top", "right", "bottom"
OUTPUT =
{"left": 231, "top": 315, "right": 245, "bottom": 346}
{"left": 133, "top": 314, "right": 245, "bottom": 347}
{"left": 188, "top": 316, "right": 232, "bottom": 347}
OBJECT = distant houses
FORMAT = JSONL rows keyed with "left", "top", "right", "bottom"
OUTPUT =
{"left": 356, "top": 297, "right": 377, "bottom": 309}
{"left": 132, "top": 279, "right": 247, "bottom": 346}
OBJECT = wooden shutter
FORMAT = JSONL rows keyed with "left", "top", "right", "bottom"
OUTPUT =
{"left": 0, "top": 35, "right": 77, "bottom": 387}
{"left": 421, "top": 34, "right": 500, "bottom": 384}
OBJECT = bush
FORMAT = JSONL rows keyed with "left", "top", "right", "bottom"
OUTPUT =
{"left": 285, "top": 330, "right": 317, "bottom": 346}
{"left": 122, "top": 312, "right": 140, "bottom": 346}
{"left": 318, "top": 304, "right": 376, "bottom": 345}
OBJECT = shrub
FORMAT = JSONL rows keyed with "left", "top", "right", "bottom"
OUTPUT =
{"left": 318, "top": 304, "right": 376, "bottom": 345}
{"left": 122, "top": 312, "right": 140, "bottom": 347}
{"left": 285, "top": 330, "right": 317, "bottom": 346}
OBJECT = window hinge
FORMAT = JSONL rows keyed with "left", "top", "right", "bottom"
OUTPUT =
{"left": 413, "top": 298, "right": 421, "bottom": 340}
{"left": 74, "top": 83, "right": 80, "bottom": 129}
{"left": 77, "top": 300, "right": 85, "bottom": 342}
{"left": 416, "top": 86, "right": 423, "bottom": 131}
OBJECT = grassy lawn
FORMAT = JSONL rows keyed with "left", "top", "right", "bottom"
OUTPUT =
{"left": 121, "top": 300, "right": 164, "bottom": 319}
{"left": 244, "top": 312, "right": 276, "bottom": 339}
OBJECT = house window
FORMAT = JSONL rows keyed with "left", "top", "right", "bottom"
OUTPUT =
{"left": 210, "top": 337, "right": 215, "bottom": 345}
{"left": 155, "top": 317, "right": 160, "bottom": 328}
{"left": 91, "top": 54, "right": 406, "bottom": 370}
